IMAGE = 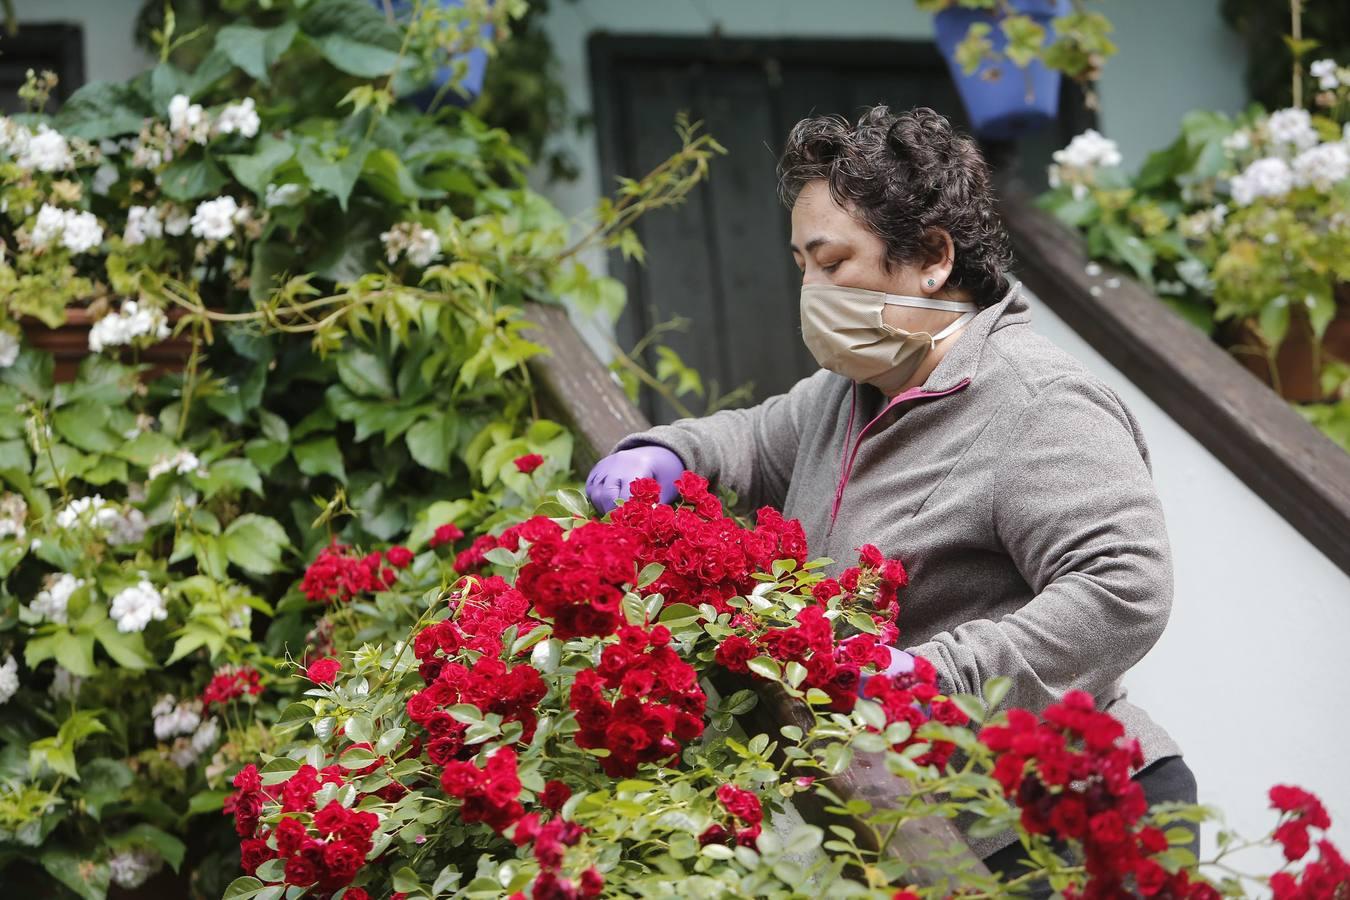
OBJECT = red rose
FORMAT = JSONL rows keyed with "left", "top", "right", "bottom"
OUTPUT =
{"left": 513, "top": 453, "right": 545, "bottom": 474}
{"left": 306, "top": 657, "right": 342, "bottom": 684}
{"left": 275, "top": 816, "right": 308, "bottom": 854}
{"left": 714, "top": 635, "right": 756, "bottom": 674}
{"left": 312, "top": 800, "right": 350, "bottom": 836}
{"left": 232, "top": 763, "right": 262, "bottom": 793}
{"left": 580, "top": 867, "right": 604, "bottom": 898}
{"left": 345, "top": 890, "right": 371, "bottom": 900}
{"left": 322, "top": 840, "right": 365, "bottom": 886}
{"left": 239, "top": 837, "right": 273, "bottom": 875}
{"left": 858, "top": 543, "right": 883, "bottom": 568}
{"left": 385, "top": 545, "right": 414, "bottom": 568}
{"left": 541, "top": 780, "right": 571, "bottom": 812}
{"left": 283, "top": 852, "right": 320, "bottom": 886}
{"left": 428, "top": 523, "right": 464, "bottom": 549}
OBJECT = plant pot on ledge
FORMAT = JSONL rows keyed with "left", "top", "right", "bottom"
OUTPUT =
{"left": 20, "top": 307, "right": 195, "bottom": 383}
{"left": 1224, "top": 284, "right": 1350, "bottom": 403}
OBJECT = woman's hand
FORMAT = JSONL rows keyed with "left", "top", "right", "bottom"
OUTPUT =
{"left": 585, "top": 445, "right": 684, "bottom": 514}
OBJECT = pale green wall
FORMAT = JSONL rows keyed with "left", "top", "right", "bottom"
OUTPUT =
{"left": 9, "top": 0, "right": 154, "bottom": 86}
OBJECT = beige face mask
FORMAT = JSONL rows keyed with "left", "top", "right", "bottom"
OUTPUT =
{"left": 800, "top": 283, "right": 979, "bottom": 393}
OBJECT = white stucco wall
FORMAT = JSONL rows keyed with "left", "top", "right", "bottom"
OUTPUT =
{"left": 12, "top": 0, "right": 153, "bottom": 86}
{"left": 1025, "top": 288, "right": 1350, "bottom": 873}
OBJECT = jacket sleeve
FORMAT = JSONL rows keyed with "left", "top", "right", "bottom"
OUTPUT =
{"left": 613, "top": 369, "right": 832, "bottom": 512}
{"left": 906, "top": 375, "right": 1174, "bottom": 712}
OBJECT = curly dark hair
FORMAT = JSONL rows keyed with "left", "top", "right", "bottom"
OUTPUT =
{"left": 777, "top": 105, "right": 1013, "bottom": 307}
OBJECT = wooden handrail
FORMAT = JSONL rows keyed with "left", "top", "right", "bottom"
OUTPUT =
{"left": 521, "top": 301, "right": 991, "bottom": 888}
{"left": 998, "top": 186, "right": 1350, "bottom": 576}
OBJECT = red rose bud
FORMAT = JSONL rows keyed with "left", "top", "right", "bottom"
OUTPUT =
{"left": 513, "top": 453, "right": 545, "bottom": 474}
{"left": 385, "top": 545, "right": 414, "bottom": 568}
{"left": 305, "top": 657, "right": 341, "bottom": 685}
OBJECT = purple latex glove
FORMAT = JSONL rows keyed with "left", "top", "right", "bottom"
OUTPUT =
{"left": 585, "top": 444, "right": 684, "bottom": 514}
{"left": 857, "top": 645, "right": 916, "bottom": 696}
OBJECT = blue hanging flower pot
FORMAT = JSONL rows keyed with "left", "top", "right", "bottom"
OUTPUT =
{"left": 375, "top": 0, "right": 492, "bottom": 110}
{"left": 933, "top": 0, "right": 1070, "bottom": 140}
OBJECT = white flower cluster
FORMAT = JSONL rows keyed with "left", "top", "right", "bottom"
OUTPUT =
{"left": 1230, "top": 157, "right": 1294, "bottom": 206}
{"left": 0, "top": 331, "right": 18, "bottom": 368}
{"left": 88, "top": 301, "right": 171, "bottom": 353}
{"left": 152, "top": 694, "right": 202, "bottom": 740}
{"left": 123, "top": 205, "right": 164, "bottom": 245}
{"left": 190, "top": 195, "right": 247, "bottom": 241}
{"left": 1311, "top": 58, "right": 1345, "bottom": 91}
{"left": 109, "top": 579, "right": 167, "bottom": 633}
{"left": 31, "top": 573, "right": 85, "bottom": 626}
{"left": 0, "top": 491, "right": 27, "bottom": 541}
{"left": 1291, "top": 141, "right": 1350, "bottom": 191}
{"left": 1266, "top": 108, "right": 1320, "bottom": 153}
{"left": 215, "top": 98, "right": 261, "bottom": 138}
{"left": 1175, "top": 258, "right": 1214, "bottom": 293}
{"left": 381, "top": 221, "right": 442, "bottom": 267}
{"left": 1053, "top": 129, "right": 1123, "bottom": 169}
{"left": 0, "top": 120, "right": 74, "bottom": 172}
{"left": 1048, "top": 129, "right": 1123, "bottom": 200}
{"left": 168, "top": 94, "right": 260, "bottom": 146}
{"left": 169, "top": 717, "right": 221, "bottom": 768}
{"left": 108, "top": 849, "right": 159, "bottom": 889}
{"left": 168, "top": 94, "right": 210, "bottom": 145}
{"left": 54, "top": 495, "right": 148, "bottom": 546}
{"left": 30, "top": 204, "right": 104, "bottom": 254}
{"left": 148, "top": 450, "right": 205, "bottom": 480}
{"left": 0, "top": 655, "right": 17, "bottom": 705}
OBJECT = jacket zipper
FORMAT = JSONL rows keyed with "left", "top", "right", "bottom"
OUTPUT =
{"left": 829, "top": 378, "right": 972, "bottom": 529}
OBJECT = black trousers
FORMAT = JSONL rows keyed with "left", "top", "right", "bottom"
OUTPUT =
{"left": 980, "top": 755, "right": 1199, "bottom": 898}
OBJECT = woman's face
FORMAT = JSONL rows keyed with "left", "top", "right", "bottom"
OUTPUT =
{"left": 789, "top": 179, "right": 962, "bottom": 335}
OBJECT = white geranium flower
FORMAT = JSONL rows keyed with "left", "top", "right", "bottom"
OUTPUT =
{"left": 55, "top": 495, "right": 119, "bottom": 531}
{"left": 108, "top": 849, "right": 158, "bottom": 889}
{"left": 107, "top": 507, "right": 147, "bottom": 546}
{"left": 215, "top": 98, "right": 260, "bottom": 138}
{"left": 190, "top": 196, "right": 239, "bottom": 241}
{"left": 191, "top": 717, "right": 220, "bottom": 753}
{"left": 380, "top": 222, "right": 442, "bottom": 267}
{"left": 1310, "top": 58, "right": 1340, "bottom": 91}
{"left": 168, "top": 94, "right": 209, "bottom": 144}
{"left": 1229, "top": 156, "right": 1293, "bottom": 206}
{"left": 60, "top": 210, "right": 103, "bottom": 254}
{"left": 1292, "top": 141, "right": 1350, "bottom": 191}
{"left": 1222, "top": 129, "right": 1251, "bottom": 154}
{"left": 109, "top": 579, "right": 167, "bottom": 633}
{"left": 88, "top": 301, "right": 170, "bottom": 353}
{"left": 17, "top": 124, "right": 73, "bottom": 172}
{"left": 0, "top": 332, "right": 18, "bottom": 369}
{"left": 0, "top": 655, "right": 18, "bottom": 705}
{"left": 30, "top": 204, "right": 67, "bottom": 249}
{"left": 124, "top": 205, "right": 164, "bottom": 246}
{"left": 1266, "top": 108, "right": 1319, "bottom": 153}
{"left": 1052, "top": 129, "right": 1122, "bottom": 170}
{"left": 152, "top": 694, "right": 202, "bottom": 740}
{"left": 148, "top": 450, "right": 204, "bottom": 480}
{"left": 32, "top": 573, "right": 85, "bottom": 626}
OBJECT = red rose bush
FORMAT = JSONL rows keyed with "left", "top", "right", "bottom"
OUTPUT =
{"left": 225, "top": 476, "right": 1347, "bottom": 899}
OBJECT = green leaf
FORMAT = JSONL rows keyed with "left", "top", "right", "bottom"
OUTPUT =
{"left": 298, "top": 140, "right": 372, "bottom": 212}
{"left": 199, "top": 458, "right": 264, "bottom": 498}
{"left": 78, "top": 758, "right": 134, "bottom": 821}
{"left": 253, "top": 858, "right": 285, "bottom": 883}
{"left": 225, "top": 135, "right": 297, "bottom": 196}
{"left": 94, "top": 620, "right": 155, "bottom": 670}
{"left": 1259, "top": 297, "right": 1292, "bottom": 351}
{"left": 52, "top": 401, "right": 118, "bottom": 453}
{"left": 293, "top": 436, "right": 347, "bottom": 483}
{"left": 53, "top": 80, "right": 146, "bottom": 140}
{"left": 187, "top": 790, "right": 230, "bottom": 817}
{"left": 215, "top": 21, "right": 299, "bottom": 84}
{"left": 222, "top": 513, "right": 290, "bottom": 575}
{"left": 392, "top": 867, "right": 423, "bottom": 894}
{"left": 41, "top": 849, "right": 110, "bottom": 900}
{"left": 159, "top": 156, "right": 230, "bottom": 202}
{"left": 747, "top": 656, "right": 782, "bottom": 682}
{"left": 223, "top": 876, "right": 266, "bottom": 900}
{"left": 406, "top": 414, "right": 456, "bottom": 473}
{"left": 336, "top": 349, "right": 394, "bottom": 398}
{"left": 116, "top": 824, "right": 186, "bottom": 872}
{"left": 983, "top": 675, "right": 1012, "bottom": 711}
{"left": 657, "top": 602, "right": 701, "bottom": 628}
{"left": 1102, "top": 224, "right": 1155, "bottom": 282}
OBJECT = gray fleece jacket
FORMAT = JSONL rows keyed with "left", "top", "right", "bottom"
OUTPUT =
{"left": 616, "top": 281, "right": 1183, "bottom": 859}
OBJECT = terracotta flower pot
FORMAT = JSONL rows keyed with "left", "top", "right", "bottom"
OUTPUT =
{"left": 1224, "top": 284, "right": 1350, "bottom": 404}
{"left": 20, "top": 307, "right": 194, "bottom": 383}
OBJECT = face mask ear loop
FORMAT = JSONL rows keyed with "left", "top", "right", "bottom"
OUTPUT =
{"left": 932, "top": 310, "right": 976, "bottom": 343}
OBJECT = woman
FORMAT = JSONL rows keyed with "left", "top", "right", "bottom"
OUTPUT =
{"left": 585, "top": 106, "right": 1196, "bottom": 889}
